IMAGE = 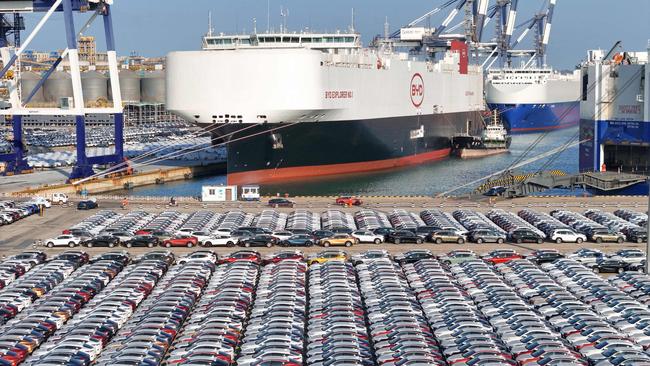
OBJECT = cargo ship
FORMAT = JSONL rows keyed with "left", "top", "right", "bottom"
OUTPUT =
{"left": 166, "top": 29, "right": 485, "bottom": 185}
{"left": 579, "top": 48, "right": 650, "bottom": 195}
{"left": 485, "top": 67, "right": 581, "bottom": 134}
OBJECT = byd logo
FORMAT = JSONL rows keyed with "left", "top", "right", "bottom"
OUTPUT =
{"left": 410, "top": 73, "right": 424, "bottom": 107}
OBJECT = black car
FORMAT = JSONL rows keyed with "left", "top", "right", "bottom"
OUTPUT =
{"left": 92, "top": 252, "right": 131, "bottom": 266}
{"left": 138, "top": 251, "right": 175, "bottom": 265}
{"left": 509, "top": 230, "right": 544, "bottom": 244}
{"left": 268, "top": 198, "right": 294, "bottom": 208}
{"left": 84, "top": 235, "right": 120, "bottom": 248}
{"left": 395, "top": 250, "right": 434, "bottom": 265}
{"left": 312, "top": 230, "right": 335, "bottom": 241}
{"left": 55, "top": 251, "right": 90, "bottom": 267}
{"left": 528, "top": 250, "right": 565, "bottom": 264}
{"left": 484, "top": 186, "right": 506, "bottom": 196}
{"left": 467, "top": 229, "right": 506, "bottom": 244}
{"left": 240, "top": 235, "right": 277, "bottom": 248}
{"left": 594, "top": 258, "right": 632, "bottom": 274}
{"left": 625, "top": 228, "right": 647, "bottom": 244}
{"left": 280, "top": 234, "right": 315, "bottom": 247}
{"left": 125, "top": 235, "right": 160, "bottom": 248}
{"left": 77, "top": 200, "right": 98, "bottom": 210}
{"left": 386, "top": 230, "right": 424, "bottom": 244}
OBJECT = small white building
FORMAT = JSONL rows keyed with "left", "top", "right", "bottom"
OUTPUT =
{"left": 240, "top": 185, "right": 260, "bottom": 201}
{"left": 202, "top": 185, "right": 237, "bottom": 202}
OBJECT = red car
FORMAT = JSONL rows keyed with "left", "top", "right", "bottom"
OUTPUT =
{"left": 219, "top": 250, "right": 262, "bottom": 264}
{"left": 336, "top": 196, "right": 362, "bottom": 206}
{"left": 263, "top": 251, "right": 305, "bottom": 264}
{"left": 483, "top": 251, "right": 523, "bottom": 264}
{"left": 162, "top": 235, "right": 198, "bottom": 248}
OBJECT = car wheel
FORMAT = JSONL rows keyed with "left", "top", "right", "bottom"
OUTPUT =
{"left": 306, "top": 241, "right": 313, "bottom": 247}
{"left": 125, "top": 243, "right": 131, "bottom": 248}
{"left": 147, "top": 243, "right": 154, "bottom": 248}
{"left": 497, "top": 238, "right": 504, "bottom": 244}
{"left": 87, "top": 243, "right": 93, "bottom": 248}
{"left": 47, "top": 242, "right": 54, "bottom": 248}
{"left": 638, "top": 238, "right": 643, "bottom": 244}
{"left": 108, "top": 243, "right": 115, "bottom": 248}
{"left": 444, "top": 261, "right": 451, "bottom": 265}
{"left": 227, "top": 242, "right": 234, "bottom": 247}
{"left": 537, "top": 238, "right": 543, "bottom": 244}
{"left": 245, "top": 243, "right": 250, "bottom": 248}
{"left": 345, "top": 241, "right": 352, "bottom": 247}
{"left": 457, "top": 238, "right": 465, "bottom": 244}
{"left": 204, "top": 242, "right": 212, "bottom": 247}
{"left": 638, "top": 267, "right": 645, "bottom": 273}
{"left": 165, "top": 243, "right": 171, "bottom": 248}
{"left": 374, "top": 238, "right": 381, "bottom": 244}
{"left": 617, "top": 237, "right": 624, "bottom": 244}
{"left": 435, "top": 238, "right": 442, "bottom": 244}
{"left": 556, "top": 238, "right": 563, "bottom": 244}
{"left": 266, "top": 243, "right": 272, "bottom": 248}
{"left": 187, "top": 243, "right": 193, "bottom": 248}
{"left": 618, "top": 267, "right": 624, "bottom": 274}
{"left": 516, "top": 238, "right": 523, "bottom": 244}
{"left": 416, "top": 239, "right": 423, "bottom": 244}
{"left": 68, "top": 242, "right": 76, "bottom": 247}
{"left": 596, "top": 237, "right": 603, "bottom": 244}
{"left": 576, "top": 238, "right": 583, "bottom": 244}
{"left": 477, "top": 238, "right": 484, "bottom": 244}
{"left": 593, "top": 267, "right": 600, "bottom": 273}
{"left": 394, "top": 239, "right": 401, "bottom": 245}
{"left": 323, "top": 242, "right": 331, "bottom": 247}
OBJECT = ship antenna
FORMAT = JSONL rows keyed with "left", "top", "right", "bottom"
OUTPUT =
{"left": 384, "top": 16, "right": 389, "bottom": 40}
{"left": 266, "top": 0, "right": 270, "bottom": 33}
{"left": 208, "top": 11, "right": 213, "bottom": 37}
{"left": 253, "top": 18, "right": 257, "bottom": 34}
{"left": 350, "top": 8, "right": 355, "bottom": 33}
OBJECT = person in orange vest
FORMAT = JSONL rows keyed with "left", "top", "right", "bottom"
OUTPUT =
{"left": 601, "top": 163, "right": 607, "bottom": 172}
{"left": 121, "top": 197, "right": 128, "bottom": 210}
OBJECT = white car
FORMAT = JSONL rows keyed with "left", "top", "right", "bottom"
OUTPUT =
{"left": 177, "top": 251, "right": 218, "bottom": 265}
{"left": 29, "top": 196, "right": 51, "bottom": 208}
{"left": 272, "top": 231, "right": 293, "bottom": 241}
{"left": 611, "top": 250, "right": 645, "bottom": 266}
{"left": 201, "top": 236, "right": 237, "bottom": 247}
{"left": 212, "top": 228, "right": 233, "bottom": 238}
{"left": 50, "top": 193, "right": 68, "bottom": 204}
{"left": 190, "top": 231, "right": 212, "bottom": 244}
{"left": 44, "top": 235, "right": 81, "bottom": 248}
{"left": 351, "top": 230, "right": 384, "bottom": 244}
{"left": 567, "top": 251, "right": 604, "bottom": 266}
{"left": 550, "top": 229, "right": 587, "bottom": 243}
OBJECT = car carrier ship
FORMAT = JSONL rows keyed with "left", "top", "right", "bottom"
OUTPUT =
{"left": 166, "top": 27, "right": 485, "bottom": 185}
{"left": 579, "top": 47, "right": 650, "bottom": 195}
{"left": 485, "top": 67, "right": 581, "bottom": 133}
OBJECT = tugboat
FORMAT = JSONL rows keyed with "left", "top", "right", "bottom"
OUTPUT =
{"left": 452, "top": 111, "right": 511, "bottom": 159}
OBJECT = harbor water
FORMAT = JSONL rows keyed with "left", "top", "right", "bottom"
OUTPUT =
{"left": 118, "top": 127, "right": 579, "bottom": 197}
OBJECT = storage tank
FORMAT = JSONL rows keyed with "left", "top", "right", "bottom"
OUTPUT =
{"left": 43, "top": 71, "right": 73, "bottom": 103}
{"left": 81, "top": 70, "right": 108, "bottom": 105}
{"left": 109, "top": 69, "right": 141, "bottom": 103}
{"left": 141, "top": 70, "right": 166, "bottom": 103}
{"left": 20, "top": 71, "right": 45, "bottom": 104}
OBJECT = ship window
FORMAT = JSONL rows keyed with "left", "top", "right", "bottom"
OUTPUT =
{"left": 582, "top": 74, "right": 588, "bottom": 101}
{"left": 194, "top": 115, "right": 200, "bottom": 119}
{"left": 325, "top": 37, "right": 335, "bottom": 43}
{"left": 240, "top": 39, "right": 251, "bottom": 45}
{"left": 275, "top": 37, "right": 281, "bottom": 42}
{"left": 225, "top": 114, "right": 230, "bottom": 118}
{"left": 212, "top": 115, "right": 217, "bottom": 119}
{"left": 312, "top": 37, "right": 322, "bottom": 43}
{"left": 302, "top": 37, "right": 311, "bottom": 43}
{"left": 345, "top": 37, "right": 354, "bottom": 42}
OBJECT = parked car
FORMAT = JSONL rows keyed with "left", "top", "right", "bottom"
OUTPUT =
{"left": 307, "top": 250, "right": 348, "bottom": 265}
{"left": 394, "top": 250, "right": 434, "bottom": 265}
{"left": 467, "top": 229, "right": 506, "bottom": 244}
{"left": 125, "top": 235, "right": 160, "bottom": 248}
{"left": 438, "top": 250, "right": 478, "bottom": 265}
{"left": 280, "top": 234, "right": 315, "bottom": 247}
{"left": 611, "top": 249, "right": 645, "bottom": 266}
{"left": 550, "top": 229, "right": 586, "bottom": 243}
{"left": 527, "top": 249, "right": 565, "bottom": 264}
{"left": 588, "top": 229, "right": 625, "bottom": 243}
{"left": 162, "top": 235, "right": 198, "bottom": 248}
{"left": 77, "top": 199, "right": 98, "bottom": 210}
{"left": 44, "top": 235, "right": 81, "bottom": 248}
{"left": 200, "top": 236, "right": 237, "bottom": 247}
{"left": 268, "top": 198, "right": 294, "bottom": 208}
{"left": 320, "top": 234, "right": 356, "bottom": 247}
{"left": 240, "top": 235, "right": 277, "bottom": 248}
{"left": 484, "top": 186, "right": 506, "bottom": 196}
{"left": 483, "top": 250, "right": 523, "bottom": 264}
{"left": 335, "top": 196, "right": 362, "bottom": 206}
{"left": 351, "top": 230, "right": 383, "bottom": 244}
{"left": 593, "top": 258, "right": 631, "bottom": 274}
{"left": 83, "top": 235, "right": 120, "bottom": 248}
{"left": 428, "top": 230, "right": 466, "bottom": 244}
{"left": 386, "top": 230, "right": 424, "bottom": 244}
{"left": 509, "top": 229, "right": 544, "bottom": 244}
{"left": 51, "top": 193, "right": 69, "bottom": 204}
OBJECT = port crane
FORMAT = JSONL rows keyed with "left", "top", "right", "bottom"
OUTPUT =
{"left": 0, "top": 0, "right": 124, "bottom": 180}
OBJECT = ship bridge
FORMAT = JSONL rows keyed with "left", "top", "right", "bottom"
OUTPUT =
{"left": 202, "top": 32, "right": 361, "bottom": 51}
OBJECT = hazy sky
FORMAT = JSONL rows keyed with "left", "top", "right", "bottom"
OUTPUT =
{"left": 21, "top": 0, "right": 650, "bottom": 69}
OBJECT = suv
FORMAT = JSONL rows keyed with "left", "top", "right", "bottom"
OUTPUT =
{"left": 509, "top": 229, "right": 544, "bottom": 244}
{"left": 428, "top": 230, "right": 465, "bottom": 244}
{"left": 588, "top": 229, "right": 625, "bottom": 243}
{"left": 387, "top": 230, "right": 424, "bottom": 244}
{"left": 335, "top": 196, "right": 362, "bottom": 206}
{"left": 467, "top": 229, "right": 506, "bottom": 244}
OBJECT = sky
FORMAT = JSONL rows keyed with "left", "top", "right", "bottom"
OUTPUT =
{"left": 20, "top": 0, "right": 650, "bottom": 69}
